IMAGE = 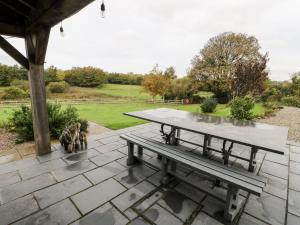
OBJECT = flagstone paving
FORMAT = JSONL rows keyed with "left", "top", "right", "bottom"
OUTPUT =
{"left": 0, "top": 122, "right": 299, "bottom": 225}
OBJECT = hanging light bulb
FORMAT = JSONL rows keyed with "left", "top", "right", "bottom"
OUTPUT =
{"left": 100, "top": 0, "right": 106, "bottom": 18}
{"left": 60, "top": 21, "right": 64, "bottom": 37}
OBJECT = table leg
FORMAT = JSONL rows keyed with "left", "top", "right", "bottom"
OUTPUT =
{"left": 224, "top": 184, "right": 242, "bottom": 222}
{"left": 248, "top": 147, "right": 258, "bottom": 172}
{"left": 127, "top": 141, "right": 135, "bottom": 166}
{"left": 203, "top": 134, "right": 211, "bottom": 157}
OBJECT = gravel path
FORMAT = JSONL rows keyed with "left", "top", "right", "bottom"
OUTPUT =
{"left": 258, "top": 106, "right": 300, "bottom": 142}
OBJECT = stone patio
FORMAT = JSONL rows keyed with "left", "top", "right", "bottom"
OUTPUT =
{"left": 0, "top": 122, "right": 300, "bottom": 225}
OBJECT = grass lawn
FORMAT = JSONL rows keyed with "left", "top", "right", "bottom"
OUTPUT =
{"left": 0, "top": 103, "right": 267, "bottom": 130}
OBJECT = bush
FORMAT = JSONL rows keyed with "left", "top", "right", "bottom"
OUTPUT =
{"left": 1, "top": 87, "right": 29, "bottom": 100}
{"left": 201, "top": 98, "right": 218, "bottom": 113}
{"left": 48, "top": 81, "right": 70, "bottom": 93}
{"left": 64, "top": 67, "right": 106, "bottom": 87}
{"left": 230, "top": 96, "right": 255, "bottom": 120}
{"left": 11, "top": 80, "right": 30, "bottom": 91}
{"left": 7, "top": 103, "right": 86, "bottom": 142}
{"left": 281, "top": 96, "right": 300, "bottom": 108}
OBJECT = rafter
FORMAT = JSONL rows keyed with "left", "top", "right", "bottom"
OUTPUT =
{"left": 0, "top": 0, "right": 30, "bottom": 18}
{"left": 0, "top": 22, "right": 24, "bottom": 37}
{"left": 0, "top": 35, "right": 29, "bottom": 69}
{"left": 18, "top": 0, "right": 36, "bottom": 10}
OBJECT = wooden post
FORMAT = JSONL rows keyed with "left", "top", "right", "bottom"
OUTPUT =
{"left": 25, "top": 27, "right": 51, "bottom": 155}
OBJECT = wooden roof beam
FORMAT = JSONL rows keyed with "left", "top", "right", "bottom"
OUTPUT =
{"left": 0, "top": 22, "right": 25, "bottom": 38}
{"left": 0, "top": 35, "right": 29, "bottom": 70}
{"left": 0, "top": 0, "right": 30, "bottom": 18}
{"left": 18, "top": 0, "right": 36, "bottom": 10}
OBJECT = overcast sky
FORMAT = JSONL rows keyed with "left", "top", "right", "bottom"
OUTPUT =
{"left": 1, "top": 0, "right": 300, "bottom": 81}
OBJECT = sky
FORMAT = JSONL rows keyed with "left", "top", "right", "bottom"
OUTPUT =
{"left": 1, "top": 0, "right": 300, "bottom": 81}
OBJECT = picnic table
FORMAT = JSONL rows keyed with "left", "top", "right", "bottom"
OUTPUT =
{"left": 124, "top": 108, "right": 289, "bottom": 172}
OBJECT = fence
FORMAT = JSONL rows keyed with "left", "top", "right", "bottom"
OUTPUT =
{"left": 0, "top": 98, "right": 184, "bottom": 107}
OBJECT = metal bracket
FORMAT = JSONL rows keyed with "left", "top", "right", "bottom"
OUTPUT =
{"left": 160, "top": 124, "right": 178, "bottom": 145}
{"left": 248, "top": 147, "right": 258, "bottom": 172}
{"left": 222, "top": 140, "right": 234, "bottom": 165}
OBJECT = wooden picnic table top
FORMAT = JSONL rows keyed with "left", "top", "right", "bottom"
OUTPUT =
{"left": 124, "top": 108, "right": 289, "bottom": 154}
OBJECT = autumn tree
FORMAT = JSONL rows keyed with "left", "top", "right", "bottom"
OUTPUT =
{"left": 291, "top": 72, "right": 300, "bottom": 96}
{"left": 164, "top": 66, "right": 177, "bottom": 79}
{"left": 188, "top": 32, "right": 268, "bottom": 102}
{"left": 143, "top": 65, "right": 170, "bottom": 100}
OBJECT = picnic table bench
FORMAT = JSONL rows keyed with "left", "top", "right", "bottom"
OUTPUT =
{"left": 121, "top": 133, "right": 266, "bottom": 222}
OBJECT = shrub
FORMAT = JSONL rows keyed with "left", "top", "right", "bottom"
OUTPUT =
{"left": 281, "top": 96, "right": 300, "bottom": 108}
{"left": 11, "top": 79, "right": 30, "bottom": 91}
{"left": 64, "top": 67, "right": 106, "bottom": 87}
{"left": 230, "top": 96, "right": 255, "bottom": 120}
{"left": 7, "top": 103, "right": 86, "bottom": 142}
{"left": 48, "top": 81, "right": 70, "bottom": 93}
{"left": 1, "top": 87, "right": 29, "bottom": 100}
{"left": 201, "top": 98, "right": 218, "bottom": 113}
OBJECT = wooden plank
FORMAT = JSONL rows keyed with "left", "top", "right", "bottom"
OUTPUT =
{"left": 121, "top": 135, "right": 263, "bottom": 195}
{"left": 0, "top": 0, "right": 30, "bottom": 18}
{"left": 126, "top": 134, "right": 266, "bottom": 186}
{"left": 0, "top": 35, "right": 29, "bottom": 69}
{"left": 0, "top": 22, "right": 25, "bottom": 37}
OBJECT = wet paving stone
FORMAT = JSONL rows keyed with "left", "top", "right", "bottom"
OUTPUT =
{"left": 62, "top": 149, "right": 99, "bottom": 164}
{"left": 288, "top": 189, "right": 300, "bottom": 217}
{"left": 260, "top": 161, "right": 288, "bottom": 180}
{"left": 290, "top": 161, "right": 300, "bottom": 175}
{"left": 13, "top": 199, "right": 80, "bottom": 225}
{"left": 191, "top": 211, "right": 223, "bottom": 225}
{"left": 144, "top": 204, "right": 182, "bottom": 225}
{"left": 147, "top": 171, "right": 163, "bottom": 186}
{"left": 124, "top": 208, "right": 139, "bottom": 220}
{"left": 37, "top": 150, "right": 66, "bottom": 163}
{"left": 134, "top": 191, "right": 163, "bottom": 213}
{"left": 287, "top": 213, "right": 300, "bottom": 225}
{"left": 238, "top": 213, "right": 268, "bottom": 225}
{"left": 290, "top": 152, "right": 300, "bottom": 162}
{"left": 84, "top": 161, "right": 127, "bottom": 184}
{"left": 71, "top": 178, "right": 126, "bottom": 215}
{"left": 265, "top": 153, "right": 289, "bottom": 166}
{"left": 158, "top": 189, "right": 199, "bottom": 221}
{"left": 94, "top": 142, "right": 124, "bottom": 153}
{"left": 0, "top": 173, "right": 56, "bottom": 204}
{"left": 245, "top": 193, "right": 286, "bottom": 225}
{"left": 112, "top": 181, "right": 156, "bottom": 212}
{"left": 98, "top": 135, "right": 122, "bottom": 145}
{"left": 114, "top": 165, "right": 156, "bottom": 188}
{"left": 290, "top": 145, "right": 300, "bottom": 154}
{"left": 71, "top": 202, "right": 129, "bottom": 225}
{"left": 0, "top": 157, "right": 39, "bottom": 175}
{"left": 128, "top": 217, "right": 151, "bottom": 225}
{"left": 89, "top": 151, "right": 125, "bottom": 166}
{"left": 0, "top": 195, "right": 39, "bottom": 225}
{"left": 51, "top": 159, "right": 97, "bottom": 182}
{"left": 201, "top": 195, "right": 224, "bottom": 218}
{"left": 34, "top": 175, "right": 92, "bottom": 208}
{"left": 19, "top": 158, "right": 67, "bottom": 180}
{"left": 259, "top": 172, "right": 288, "bottom": 199}
{"left": 0, "top": 171, "right": 20, "bottom": 188}
{"left": 289, "top": 173, "right": 300, "bottom": 191}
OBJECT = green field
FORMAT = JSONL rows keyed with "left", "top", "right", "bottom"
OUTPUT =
{"left": 0, "top": 103, "right": 267, "bottom": 130}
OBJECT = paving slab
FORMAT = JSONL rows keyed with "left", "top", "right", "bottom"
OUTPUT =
{"left": 51, "top": 159, "right": 97, "bottom": 182}
{"left": 0, "top": 195, "right": 39, "bottom": 225}
{"left": 19, "top": 158, "right": 67, "bottom": 180}
{"left": 158, "top": 189, "right": 199, "bottom": 221}
{"left": 71, "top": 178, "right": 126, "bottom": 215}
{"left": 34, "top": 175, "right": 92, "bottom": 208}
{"left": 238, "top": 213, "right": 268, "bottom": 225}
{"left": 245, "top": 193, "right": 286, "bottom": 225}
{"left": 289, "top": 173, "right": 300, "bottom": 191}
{"left": 290, "top": 145, "right": 300, "bottom": 154}
{"left": 290, "top": 152, "right": 300, "bottom": 162}
{"left": 37, "top": 150, "right": 66, "bottom": 163}
{"left": 128, "top": 217, "right": 151, "bottom": 225}
{"left": 98, "top": 135, "right": 122, "bottom": 145}
{"left": 287, "top": 213, "right": 300, "bottom": 225}
{"left": 201, "top": 195, "right": 224, "bottom": 218}
{"left": 89, "top": 151, "right": 125, "bottom": 167}
{"left": 112, "top": 181, "right": 156, "bottom": 212}
{"left": 288, "top": 189, "right": 300, "bottom": 217}
{"left": 0, "top": 173, "right": 56, "bottom": 204}
{"left": 84, "top": 161, "right": 127, "bottom": 184}
{"left": 134, "top": 191, "right": 163, "bottom": 213}
{"left": 144, "top": 204, "right": 182, "bottom": 225}
{"left": 94, "top": 142, "right": 124, "bottom": 154}
{"left": 62, "top": 149, "right": 100, "bottom": 164}
{"left": 265, "top": 152, "right": 289, "bottom": 165}
{"left": 114, "top": 164, "right": 156, "bottom": 188}
{"left": 191, "top": 211, "right": 223, "bottom": 225}
{"left": 0, "top": 171, "right": 20, "bottom": 188}
{"left": 124, "top": 208, "right": 139, "bottom": 220}
{"left": 260, "top": 160, "right": 288, "bottom": 180}
{"left": 259, "top": 172, "right": 288, "bottom": 199}
{"left": 71, "top": 202, "right": 129, "bottom": 225}
{"left": 0, "top": 157, "right": 39, "bottom": 175}
{"left": 13, "top": 199, "right": 81, "bottom": 225}
{"left": 290, "top": 161, "right": 300, "bottom": 175}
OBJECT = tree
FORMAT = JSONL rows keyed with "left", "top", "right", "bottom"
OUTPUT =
{"left": 164, "top": 66, "right": 177, "bottom": 79}
{"left": 291, "top": 72, "right": 300, "bottom": 96}
{"left": 188, "top": 32, "right": 268, "bottom": 102}
{"left": 143, "top": 65, "right": 170, "bottom": 100}
{"left": 45, "top": 66, "right": 60, "bottom": 84}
